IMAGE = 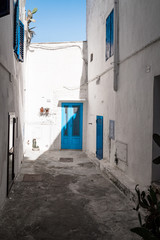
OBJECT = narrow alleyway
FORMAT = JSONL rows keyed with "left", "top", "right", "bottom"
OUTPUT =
{"left": 0, "top": 150, "right": 139, "bottom": 240}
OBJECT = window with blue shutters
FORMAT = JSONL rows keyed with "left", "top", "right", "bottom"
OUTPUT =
{"left": 14, "top": 0, "right": 20, "bottom": 57}
{"left": 106, "top": 9, "right": 114, "bottom": 61}
{"left": 14, "top": 0, "right": 24, "bottom": 62}
{"left": 19, "top": 21, "right": 24, "bottom": 61}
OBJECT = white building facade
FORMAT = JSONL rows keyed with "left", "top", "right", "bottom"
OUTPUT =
{"left": 25, "top": 42, "right": 88, "bottom": 152}
{"left": 86, "top": 0, "right": 160, "bottom": 190}
{"left": 0, "top": 0, "right": 26, "bottom": 207}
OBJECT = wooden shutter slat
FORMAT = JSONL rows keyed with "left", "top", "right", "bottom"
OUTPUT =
{"left": 14, "top": 0, "right": 19, "bottom": 55}
{"left": 19, "top": 21, "right": 24, "bottom": 62}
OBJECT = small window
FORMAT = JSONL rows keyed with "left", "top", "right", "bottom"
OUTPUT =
{"left": 14, "top": 0, "right": 24, "bottom": 62}
{"left": 106, "top": 9, "right": 114, "bottom": 61}
{"left": 90, "top": 53, "right": 93, "bottom": 62}
{"left": 0, "top": 0, "right": 10, "bottom": 18}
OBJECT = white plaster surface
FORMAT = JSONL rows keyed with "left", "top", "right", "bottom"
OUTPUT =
{"left": 86, "top": 0, "right": 116, "bottom": 165}
{"left": 86, "top": 0, "right": 160, "bottom": 187}
{"left": 25, "top": 42, "right": 88, "bottom": 151}
{"left": 0, "top": 0, "right": 26, "bottom": 208}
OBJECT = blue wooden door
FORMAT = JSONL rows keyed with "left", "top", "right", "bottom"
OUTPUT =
{"left": 96, "top": 116, "right": 103, "bottom": 160}
{"left": 61, "top": 103, "right": 83, "bottom": 150}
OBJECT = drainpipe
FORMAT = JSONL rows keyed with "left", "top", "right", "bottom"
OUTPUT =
{"left": 113, "top": 0, "right": 119, "bottom": 92}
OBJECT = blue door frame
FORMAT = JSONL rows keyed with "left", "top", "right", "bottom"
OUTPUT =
{"left": 61, "top": 103, "right": 83, "bottom": 150}
{"left": 96, "top": 116, "right": 103, "bottom": 160}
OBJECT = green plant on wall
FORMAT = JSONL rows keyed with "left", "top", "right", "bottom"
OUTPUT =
{"left": 26, "top": 8, "right": 38, "bottom": 43}
{"left": 130, "top": 185, "right": 160, "bottom": 240}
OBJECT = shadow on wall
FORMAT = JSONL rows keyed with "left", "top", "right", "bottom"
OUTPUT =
{"left": 0, "top": 64, "right": 24, "bottom": 205}
{"left": 51, "top": 42, "right": 87, "bottom": 151}
{"left": 152, "top": 75, "right": 160, "bottom": 182}
{"left": 79, "top": 42, "right": 88, "bottom": 100}
{"left": 31, "top": 104, "right": 83, "bottom": 152}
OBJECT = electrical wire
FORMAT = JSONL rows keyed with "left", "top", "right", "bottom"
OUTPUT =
{"left": 63, "top": 82, "right": 87, "bottom": 91}
{"left": 29, "top": 43, "right": 88, "bottom": 64}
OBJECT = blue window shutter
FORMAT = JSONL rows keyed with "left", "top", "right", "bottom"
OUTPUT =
{"left": 14, "top": 0, "right": 19, "bottom": 55}
{"left": 96, "top": 116, "right": 103, "bottom": 160}
{"left": 106, "top": 15, "right": 110, "bottom": 60}
{"left": 14, "top": 0, "right": 24, "bottom": 62}
{"left": 19, "top": 21, "right": 24, "bottom": 62}
{"left": 106, "top": 9, "right": 114, "bottom": 61}
{"left": 110, "top": 10, "right": 114, "bottom": 56}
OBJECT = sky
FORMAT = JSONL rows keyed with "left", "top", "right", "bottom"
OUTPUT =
{"left": 25, "top": 0, "right": 86, "bottom": 43}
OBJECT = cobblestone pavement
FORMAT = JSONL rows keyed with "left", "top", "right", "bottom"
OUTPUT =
{"left": 0, "top": 150, "right": 140, "bottom": 240}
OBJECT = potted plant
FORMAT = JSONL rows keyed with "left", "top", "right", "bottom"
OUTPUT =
{"left": 45, "top": 108, "right": 49, "bottom": 116}
{"left": 130, "top": 185, "right": 160, "bottom": 240}
{"left": 130, "top": 133, "right": 160, "bottom": 239}
{"left": 40, "top": 107, "right": 44, "bottom": 116}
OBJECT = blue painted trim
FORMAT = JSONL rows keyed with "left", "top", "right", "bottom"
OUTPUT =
{"left": 14, "top": 0, "right": 24, "bottom": 62}
{"left": 106, "top": 9, "right": 114, "bottom": 60}
{"left": 96, "top": 116, "right": 103, "bottom": 160}
{"left": 61, "top": 103, "right": 83, "bottom": 150}
{"left": 19, "top": 20, "right": 24, "bottom": 62}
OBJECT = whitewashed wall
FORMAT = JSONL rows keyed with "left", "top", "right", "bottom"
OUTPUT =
{"left": 86, "top": 0, "right": 116, "bottom": 163}
{"left": 86, "top": 0, "right": 160, "bottom": 188}
{"left": 25, "top": 42, "right": 87, "bottom": 151}
{"left": 117, "top": 0, "right": 160, "bottom": 185}
{"left": 0, "top": 0, "right": 26, "bottom": 208}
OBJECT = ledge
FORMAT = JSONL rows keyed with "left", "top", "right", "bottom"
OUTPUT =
{"left": 58, "top": 99, "right": 87, "bottom": 107}
{"left": 87, "top": 152, "right": 137, "bottom": 202}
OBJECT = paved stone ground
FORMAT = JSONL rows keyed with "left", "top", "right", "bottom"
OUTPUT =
{"left": 0, "top": 150, "right": 140, "bottom": 240}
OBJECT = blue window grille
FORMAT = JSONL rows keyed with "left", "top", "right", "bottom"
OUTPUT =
{"left": 106, "top": 9, "right": 114, "bottom": 61}
{"left": 14, "top": 0, "right": 24, "bottom": 62}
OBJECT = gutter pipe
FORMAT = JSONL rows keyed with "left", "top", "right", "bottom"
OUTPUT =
{"left": 114, "top": 0, "right": 119, "bottom": 91}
